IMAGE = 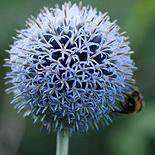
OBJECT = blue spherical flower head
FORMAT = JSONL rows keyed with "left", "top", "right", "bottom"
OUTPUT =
{"left": 5, "top": 2, "right": 136, "bottom": 133}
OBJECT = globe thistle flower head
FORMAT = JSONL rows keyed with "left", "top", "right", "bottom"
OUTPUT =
{"left": 5, "top": 2, "right": 136, "bottom": 133}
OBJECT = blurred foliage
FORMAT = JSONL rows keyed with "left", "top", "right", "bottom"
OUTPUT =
{"left": 0, "top": 0, "right": 155, "bottom": 155}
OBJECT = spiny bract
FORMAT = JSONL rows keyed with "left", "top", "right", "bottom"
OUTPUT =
{"left": 5, "top": 2, "right": 136, "bottom": 133}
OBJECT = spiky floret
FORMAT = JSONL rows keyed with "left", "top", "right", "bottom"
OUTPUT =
{"left": 5, "top": 2, "right": 136, "bottom": 133}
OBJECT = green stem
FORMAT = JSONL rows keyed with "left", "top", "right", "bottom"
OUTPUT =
{"left": 56, "top": 130, "right": 69, "bottom": 155}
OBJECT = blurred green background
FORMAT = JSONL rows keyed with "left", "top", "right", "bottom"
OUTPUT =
{"left": 0, "top": 0, "right": 155, "bottom": 155}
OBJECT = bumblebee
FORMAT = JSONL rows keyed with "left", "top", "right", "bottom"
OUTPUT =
{"left": 118, "top": 90, "right": 144, "bottom": 114}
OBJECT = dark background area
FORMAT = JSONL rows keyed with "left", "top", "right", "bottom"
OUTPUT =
{"left": 0, "top": 0, "right": 155, "bottom": 155}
